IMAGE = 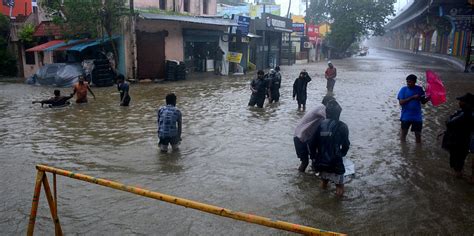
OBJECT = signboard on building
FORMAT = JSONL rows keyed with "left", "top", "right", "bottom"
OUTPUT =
{"left": 227, "top": 52, "right": 243, "bottom": 63}
{"left": 292, "top": 23, "right": 305, "bottom": 37}
{"left": 3, "top": 0, "right": 15, "bottom": 7}
{"left": 258, "top": 13, "right": 292, "bottom": 33}
{"left": 232, "top": 15, "right": 250, "bottom": 35}
{"left": 307, "top": 24, "right": 319, "bottom": 43}
{"left": 249, "top": 4, "right": 281, "bottom": 19}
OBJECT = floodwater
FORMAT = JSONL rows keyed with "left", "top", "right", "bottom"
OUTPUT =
{"left": 1, "top": 48, "right": 473, "bottom": 235}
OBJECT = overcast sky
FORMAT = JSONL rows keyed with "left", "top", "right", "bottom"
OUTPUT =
{"left": 273, "top": 0, "right": 411, "bottom": 17}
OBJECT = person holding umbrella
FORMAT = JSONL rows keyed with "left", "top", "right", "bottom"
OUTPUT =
{"left": 397, "top": 74, "right": 430, "bottom": 143}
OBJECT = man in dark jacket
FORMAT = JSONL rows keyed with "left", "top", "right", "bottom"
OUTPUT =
{"left": 309, "top": 99, "right": 350, "bottom": 197}
{"left": 268, "top": 69, "right": 281, "bottom": 103}
{"left": 293, "top": 70, "right": 312, "bottom": 111}
{"left": 248, "top": 70, "right": 270, "bottom": 108}
{"left": 444, "top": 93, "right": 473, "bottom": 179}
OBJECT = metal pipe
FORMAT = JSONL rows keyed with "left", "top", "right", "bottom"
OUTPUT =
{"left": 36, "top": 165, "right": 345, "bottom": 236}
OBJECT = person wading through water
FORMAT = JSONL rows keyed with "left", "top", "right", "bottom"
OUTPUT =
{"left": 248, "top": 70, "right": 270, "bottom": 108}
{"left": 32, "top": 90, "right": 73, "bottom": 108}
{"left": 397, "top": 74, "right": 429, "bottom": 143}
{"left": 309, "top": 99, "right": 350, "bottom": 197}
{"left": 71, "top": 75, "right": 96, "bottom": 104}
{"left": 293, "top": 70, "right": 312, "bottom": 111}
{"left": 442, "top": 93, "right": 474, "bottom": 180}
{"left": 324, "top": 61, "right": 337, "bottom": 93}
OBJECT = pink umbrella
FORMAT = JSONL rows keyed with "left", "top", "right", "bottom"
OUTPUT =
{"left": 425, "top": 70, "right": 446, "bottom": 106}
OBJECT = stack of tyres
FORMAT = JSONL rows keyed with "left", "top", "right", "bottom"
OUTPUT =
{"left": 92, "top": 59, "right": 115, "bottom": 87}
{"left": 176, "top": 62, "right": 186, "bottom": 80}
{"left": 166, "top": 60, "right": 178, "bottom": 81}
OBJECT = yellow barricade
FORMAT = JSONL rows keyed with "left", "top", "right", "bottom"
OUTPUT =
{"left": 27, "top": 164, "right": 346, "bottom": 236}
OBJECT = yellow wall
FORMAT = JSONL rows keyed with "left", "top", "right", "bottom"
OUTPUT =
{"left": 291, "top": 15, "right": 305, "bottom": 23}
{"left": 318, "top": 23, "right": 330, "bottom": 37}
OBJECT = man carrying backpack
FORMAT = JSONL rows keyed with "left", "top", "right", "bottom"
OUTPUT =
{"left": 309, "top": 99, "right": 350, "bottom": 197}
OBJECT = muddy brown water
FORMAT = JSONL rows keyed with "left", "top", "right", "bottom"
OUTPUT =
{"left": 1, "top": 48, "right": 473, "bottom": 234}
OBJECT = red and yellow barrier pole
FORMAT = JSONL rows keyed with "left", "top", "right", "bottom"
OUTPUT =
{"left": 27, "top": 170, "right": 63, "bottom": 236}
{"left": 27, "top": 171, "right": 44, "bottom": 236}
{"left": 33, "top": 165, "right": 346, "bottom": 236}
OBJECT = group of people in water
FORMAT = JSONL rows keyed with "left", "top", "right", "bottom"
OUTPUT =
{"left": 248, "top": 62, "right": 350, "bottom": 197}
{"left": 248, "top": 61, "right": 337, "bottom": 111}
{"left": 32, "top": 74, "right": 130, "bottom": 107}
{"left": 32, "top": 73, "right": 181, "bottom": 153}
{"left": 31, "top": 61, "right": 473, "bottom": 196}
{"left": 249, "top": 62, "right": 473, "bottom": 196}
{"left": 397, "top": 74, "right": 474, "bottom": 182}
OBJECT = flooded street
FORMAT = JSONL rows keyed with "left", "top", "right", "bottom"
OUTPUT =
{"left": 1, "top": 48, "right": 473, "bottom": 234}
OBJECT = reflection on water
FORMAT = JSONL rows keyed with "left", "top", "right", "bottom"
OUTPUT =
{"left": 0, "top": 48, "right": 473, "bottom": 234}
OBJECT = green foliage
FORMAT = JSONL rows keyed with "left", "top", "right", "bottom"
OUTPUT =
{"left": 0, "top": 37, "right": 18, "bottom": 76}
{"left": 307, "top": 0, "right": 395, "bottom": 56}
{"left": 40, "top": 0, "right": 127, "bottom": 39}
{"left": 18, "top": 24, "right": 35, "bottom": 43}
{"left": 40, "top": 0, "right": 127, "bottom": 66}
{"left": 0, "top": 15, "right": 17, "bottom": 76}
{"left": 0, "top": 14, "right": 9, "bottom": 37}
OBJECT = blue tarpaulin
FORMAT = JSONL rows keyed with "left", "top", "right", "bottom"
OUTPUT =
{"left": 67, "top": 36, "right": 120, "bottom": 52}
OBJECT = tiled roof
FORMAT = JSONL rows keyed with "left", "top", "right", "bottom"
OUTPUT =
{"left": 33, "top": 21, "right": 62, "bottom": 37}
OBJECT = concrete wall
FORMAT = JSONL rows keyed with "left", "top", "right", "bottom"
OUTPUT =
{"left": 134, "top": 0, "right": 216, "bottom": 15}
{"left": 22, "top": 50, "right": 54, "bottom": 78}
{"left": 0, "top": 0, "right": 32, "bottom": 17}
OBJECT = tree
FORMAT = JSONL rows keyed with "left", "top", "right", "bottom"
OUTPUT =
{"left": 40, "top": 0, "right": 127, "bottom": 66}
{"left": 18, "top": 24, "right": 35, "bottom": 43}
{"left": 307, "top": 0, "right": 395, "bottom": 57}
{"left": 0, "top": 14, "right": 17, "bottom": 76}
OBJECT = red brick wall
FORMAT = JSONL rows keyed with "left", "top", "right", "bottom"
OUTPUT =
{"left": 1, "top": 0, "right": 32, "bottom": 18}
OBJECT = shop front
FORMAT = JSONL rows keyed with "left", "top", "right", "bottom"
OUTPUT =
{"left": 227, "top": 15, "right": 259, "bottom": 74}
{"left": 134, "top": 13, "right": 236, "bottom": 79}
{"left": 183, "top": 29, "right": 222, "bottom": 73}
{"left": 254, "top": 13, "right": 292, "bottom": 70}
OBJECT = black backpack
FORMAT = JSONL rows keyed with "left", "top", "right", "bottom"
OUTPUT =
{"left": 314, "top": 119, "right": 341, "bottom": 172}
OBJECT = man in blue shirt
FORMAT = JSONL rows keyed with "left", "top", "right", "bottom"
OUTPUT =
{"left": 158, "top": 93, "right": 182, "bottom": 152}
{"left": 397, "top": 74, "right": 429, "bottom": 143}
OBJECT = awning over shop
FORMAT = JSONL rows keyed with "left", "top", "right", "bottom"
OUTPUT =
{"left": 67, "top": 36, "right": 120, "bottom": 52}
{"left": 52, "top": 39, "right": 92, "bottom": 51}
{"left": 26, "top": 37, "right": 120, "bottom": 52}
{"left": 44, "top": 39, "right": 86, "bottom": 52}
{"left": 140, "top": 13, "right": 238, "bottom": 27}
{"left": 26, "top": 40, "right": 64, "bottom": 52}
